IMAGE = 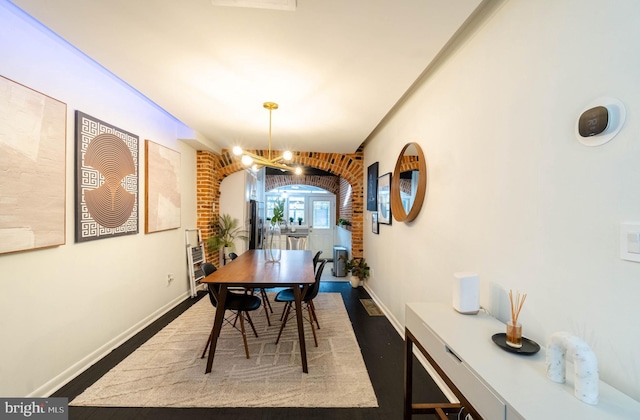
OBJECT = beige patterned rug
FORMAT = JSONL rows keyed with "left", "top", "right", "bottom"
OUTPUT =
{"left": 71, "top": 292, "right": 378, "bottom": 408}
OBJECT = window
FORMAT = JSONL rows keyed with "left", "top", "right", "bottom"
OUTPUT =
{"left": 311, "top": 200, "right": 331, "bottom": 229}
{"left": 265, "top": 195, "right": 281, "bottom": 221}
{"left": 266, "top": 186, "right": 331, "bottom": 226}
{"left": 287, "top": 195, "right": 305, "bottom": 222}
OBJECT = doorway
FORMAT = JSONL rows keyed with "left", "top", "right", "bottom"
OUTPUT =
{"left": 265, "top": 186, "right": 336, "bottom": 256}
{"left": 308, "top": 196, "right": 335, "bottom": 257}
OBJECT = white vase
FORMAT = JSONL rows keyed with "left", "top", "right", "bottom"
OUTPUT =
{"left": 223, "top": 246, "right": 230, "bottom": 265}
{"left": 350, "top": 276, "right": 360, "bottom": 288}
{"left": 265, "top": 224, "right": 282, "bottom": 262}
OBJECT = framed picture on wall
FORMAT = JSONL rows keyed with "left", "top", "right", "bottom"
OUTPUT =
{"left": 367, "top": 162, "right": 379, "bottom": 211}
{"left": 372, "top": 212, "right": 379, "bottom": 234}
{"left": 75, "top": 110, "right": 139, "bottom": 242}
{"left": 145, "top": 140, "right": 181, "bottom": 233}
{"left": 377, "top": 172, "right": 392, "bottom": 225}
{"left": 0, "top": 76, "right": 67, "bottom": 254}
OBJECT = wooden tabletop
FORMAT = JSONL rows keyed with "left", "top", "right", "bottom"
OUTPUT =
{"left": 201, "top": 249, "right": 316, "bottom": 374}
{"left": 201, "top": 249, "right": 315, "bottom": 287}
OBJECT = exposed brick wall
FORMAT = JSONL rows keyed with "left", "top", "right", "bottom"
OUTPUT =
{"left": 196, "top": 148, "right": 364, "bottom": 259}
{"left": 398, "top": 156, "right": 421, "bottom": 195}
{"left": 398, "top": 155, "right": 420, "bottom": 172}
{"left": 338, "top": 177, "right": 353, "bottom": 230}
{"left": 400, "top": 179, "right": 412, "bottom": 195}
{"left": 265, "top": 175, "right": 339, "bottom": 195}
{"left": 195, "top": 151, "right": 220, "bottom": 261}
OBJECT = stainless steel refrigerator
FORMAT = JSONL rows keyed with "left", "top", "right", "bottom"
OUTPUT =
{"left": 248, "top": 199, "right": 264, "bottom": 249}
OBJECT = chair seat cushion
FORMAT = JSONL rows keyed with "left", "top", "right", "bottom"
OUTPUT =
{"left": 274, "top": 288, "right": 295, "bottom": 303}
{"left": 225, "top": 292, "right": 261, "bottom": 311}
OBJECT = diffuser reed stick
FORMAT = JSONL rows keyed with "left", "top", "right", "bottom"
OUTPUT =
{"left": 509, "top": 289, "right": 527, "bottom": 324}
{"left": 506, "top": 290, "right": 527, "bottom": 348}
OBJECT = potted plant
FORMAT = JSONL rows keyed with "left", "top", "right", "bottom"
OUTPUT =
{"left": 341, "top": 255, "right": 370, "bottom": 288}
{"left": 206, "top": 213, "right": 248, "bottom": 265}
{"left": 337, "top": 218, "right": 352, "bottom": 230}
{"left": 271, "top": 198, "right": 285, "bottom": 226}
{"left": 297, "top": 217, "right": 303, "bottom": 225}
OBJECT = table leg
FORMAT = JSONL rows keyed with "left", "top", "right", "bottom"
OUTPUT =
{"left": 293, "top": 284, "right": 309, "bottom": 373}
{"left": 404, "top": 329, "right": 468, "bottom": 419}
{"left": 205, "top": 285, "right": 228, "bottom": 373}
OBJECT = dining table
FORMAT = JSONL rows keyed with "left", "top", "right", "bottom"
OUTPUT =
{"left": 201, "top": 249, "right": 315, "bottom": 374}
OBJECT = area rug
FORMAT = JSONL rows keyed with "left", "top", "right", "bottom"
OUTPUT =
{"left": 71, "top": 292, "right": 378, "bottom": 408}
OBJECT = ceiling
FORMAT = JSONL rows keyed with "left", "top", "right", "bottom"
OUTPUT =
{"left": 12, "top": 0, "right": 483, "bottom": 155}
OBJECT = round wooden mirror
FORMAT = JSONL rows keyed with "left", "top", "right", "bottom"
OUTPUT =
{"left": 391, "top": 142, "right": 427, "bottom": 222}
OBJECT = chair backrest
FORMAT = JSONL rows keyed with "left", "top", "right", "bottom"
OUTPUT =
{"left": 201, "top": 262, "right": 219, "bottom": 307}
{"left": 312, "top": 250, "right": 323, "bottom": 272}
{"left": 202, "top": 262, "right": 217, "bottom": 276}
{"left": 304, "top": 259, "right": 327, "bottom": 302}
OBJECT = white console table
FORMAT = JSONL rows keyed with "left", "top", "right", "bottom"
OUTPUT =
{"left": 404, "top": 302, "right": 640, "bottom": 419}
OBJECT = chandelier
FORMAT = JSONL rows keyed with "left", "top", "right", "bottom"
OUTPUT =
{"left": 232, "top": 102, "right": 302, "bottom": 175}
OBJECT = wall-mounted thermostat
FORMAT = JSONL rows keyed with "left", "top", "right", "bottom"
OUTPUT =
{"left": 575, "top": 97, "right": 625, "bottom": 146}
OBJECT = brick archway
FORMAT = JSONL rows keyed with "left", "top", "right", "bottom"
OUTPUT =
{"left": 196, "top": 149, "right": 364, "bottom": 260}
{"left": 265, "top": 175, "right": 340, "bottom": 196}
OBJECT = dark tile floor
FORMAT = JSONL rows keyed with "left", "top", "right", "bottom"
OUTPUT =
{"left": 54, "top": 281, "right": 452, "bottom": 419}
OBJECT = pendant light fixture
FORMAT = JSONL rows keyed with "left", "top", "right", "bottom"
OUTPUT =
{"left": 232, "top": 102, "right": 302, "bottom": 175}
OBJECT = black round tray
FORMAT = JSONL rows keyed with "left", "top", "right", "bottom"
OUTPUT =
{"left": 491, "top": 333, "right": 540, "bottom": 355}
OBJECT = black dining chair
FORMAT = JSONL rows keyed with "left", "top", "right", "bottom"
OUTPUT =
{"left": 200, "top": 262, "right": 262, "bottom": 359}
{"left": 226, "top": 252, "right": 274, "bottom": 326}
{"left": 274, "top": 259, "right": 327, "bottom": 347}
{"left": 312, "top": 250, "right": 323, "bottom": 273}
{"left": 277, "top": 250, "right": 322, "bottom": 318}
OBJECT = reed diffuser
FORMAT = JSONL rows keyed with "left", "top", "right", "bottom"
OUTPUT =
{"left": 506, "top": 290, "right": 527, "bottom": 348}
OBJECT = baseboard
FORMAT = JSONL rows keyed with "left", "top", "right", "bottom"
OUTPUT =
{"left": 29, "top": 291, "right": 190, "bottom": 398}
{"left": 362, "top": 284, "right": 403, "bottom": 335}
{"left": 362, "top": 283, "right": 458, "bottom": 403}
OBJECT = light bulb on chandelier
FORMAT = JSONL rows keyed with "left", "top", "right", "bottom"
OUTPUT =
{"left": 232, "top": 102, "right": 302, "bottom": 175}
{"left": 241, "top": 154, "right": 253, "bottom": 166}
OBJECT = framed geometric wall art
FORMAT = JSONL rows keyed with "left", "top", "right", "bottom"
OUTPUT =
{"left": 75, "top": 111, "right": 139, "bottom": 242}
{"left": 0, "top": 75, "right": 67, "bottom": 254}
{"left": 145, "top": 140, "right": 181, "bottom": 233}
{"left": 366, "top": 162, "right": 379, "bottom": 211}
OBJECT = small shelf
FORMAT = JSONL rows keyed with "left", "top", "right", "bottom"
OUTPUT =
{"left": 185, "top": 229, "right": 206, "bottom": 298}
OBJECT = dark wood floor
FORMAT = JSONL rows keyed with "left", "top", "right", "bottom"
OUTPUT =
{"left": 54, "top": 282, "right": 454, "bottom": 419}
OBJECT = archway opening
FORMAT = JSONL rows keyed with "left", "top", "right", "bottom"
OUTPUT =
{"left": 196, "top": 149, "right": 364, "bottom": 262}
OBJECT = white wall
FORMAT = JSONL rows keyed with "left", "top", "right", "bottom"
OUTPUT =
{"left": 365, "top": 0, "right": 640, "bottom": 401}
{"left": 219, "top": 170, "right": 249, "bottom": 258}
{"left": 0, "top": 1, "right": 199, "bottom": 397}
{"left": 335, "top": 226, "right": 352, "bottom": 258}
